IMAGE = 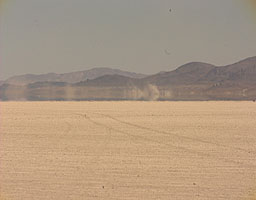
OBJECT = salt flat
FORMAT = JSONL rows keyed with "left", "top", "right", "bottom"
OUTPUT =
{"left": 0, "top": 101, "right": 256, "bottom": 200}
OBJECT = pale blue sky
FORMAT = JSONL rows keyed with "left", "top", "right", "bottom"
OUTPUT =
{"left": 0, "top": 0, "right": 256, "bottom": 79}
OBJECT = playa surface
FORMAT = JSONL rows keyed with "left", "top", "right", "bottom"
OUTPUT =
{"left": 0, "top": 101, "right": 256, "bottom": 200}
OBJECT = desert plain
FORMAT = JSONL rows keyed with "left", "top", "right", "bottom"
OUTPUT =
{"left": 0, "top": 101, "right": 256, "bottom": 200}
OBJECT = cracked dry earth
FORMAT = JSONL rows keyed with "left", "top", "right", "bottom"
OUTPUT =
{"left": 0, "top": 101, "right": 256, "bottom": 200}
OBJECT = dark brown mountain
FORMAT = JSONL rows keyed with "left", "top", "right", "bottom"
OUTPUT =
{"left": 140, "top": 56, "right": 256, "bottom": 100}
{"left": 143, "top": 62, "right": 215, "bottom": 86}
{"left": 75, "top": 75, "right": 137, "bottom": 87}
{"left": 201, "top": 56, "right": 256, "bottom": 83}
{"left": 4, "top": 67, "right": 147, "bottom": 85}
{"left": 1, "top": 56, "right": 256, "bottom": 101}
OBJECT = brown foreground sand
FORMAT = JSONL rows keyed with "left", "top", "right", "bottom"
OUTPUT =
{"left": 0, "top": 101, "right": 256, "bottom": 200}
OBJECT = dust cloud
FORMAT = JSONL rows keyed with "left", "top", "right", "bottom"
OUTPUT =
{"left": 125, "top": 84, "right": 160, "bottom": 101}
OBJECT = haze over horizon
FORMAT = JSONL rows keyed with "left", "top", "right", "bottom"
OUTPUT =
{"left": 1, "top": 0, "right": 256, "bottom": 80}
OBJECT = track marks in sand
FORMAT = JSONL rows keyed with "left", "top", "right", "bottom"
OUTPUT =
{"left": 74, "top": 112, "right": 256, "bottom": 169}
{"left": 97, "top": 113, "right": 256, "bottom": 155}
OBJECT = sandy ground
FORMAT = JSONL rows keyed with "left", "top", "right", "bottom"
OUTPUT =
{"left": 0, "top": 101, "right": 256, "bottom": 200}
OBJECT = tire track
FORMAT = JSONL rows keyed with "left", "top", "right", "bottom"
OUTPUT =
{"left": 73, "top": 114, "right": 113, "bottom": 166}
{"left": 74, "top": 113, "right": 256, "bottom": 168}
{"left": 96, "top": 113, "right": 256, "bottom": 155}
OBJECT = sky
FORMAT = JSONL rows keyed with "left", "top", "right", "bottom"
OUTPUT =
{"left": 0, "top": 0, "right": 256, "bottom": 80}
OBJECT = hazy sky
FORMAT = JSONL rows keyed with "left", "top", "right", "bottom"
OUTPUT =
{"left": 0, "top": 0, "right": 256, "bottom": 79}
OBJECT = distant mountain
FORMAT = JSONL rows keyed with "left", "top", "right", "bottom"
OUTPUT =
{"left": 201, "top": 56, "right": 256, "bottom": 83}
{"left": 1, "top": 56, "right": 256, "bottom": 101}
{"left": 143, "top": 62, "right": 215, "bottom": 86}
{"left": 4, "top": 67, "right": 147, "bottom": 85}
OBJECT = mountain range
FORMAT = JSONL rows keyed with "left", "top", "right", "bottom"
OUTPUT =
{"left": 1, "top": 56, "right": 256, "bottom": 101}
{"left": 2, "top": 67, "right": 146, "bottom": 85}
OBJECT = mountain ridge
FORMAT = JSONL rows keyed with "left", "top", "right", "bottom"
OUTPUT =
{"left": 1, "top": 56, "right": 256, "bottom": 101}
{"left": 3, "top": 67, "right": 147, "bottom": 85}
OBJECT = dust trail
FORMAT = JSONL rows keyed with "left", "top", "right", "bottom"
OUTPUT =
{"left": 64, "top": 85, "right": 75, "bottom": 100}
{"left": 145, "top": 84, "right": 160, "bottom": 101}
{"left": 74, "top": 113, "right": 256, "bottom": 168}
{"left": 127, "top": 84, "right": 160, "bottom": 101}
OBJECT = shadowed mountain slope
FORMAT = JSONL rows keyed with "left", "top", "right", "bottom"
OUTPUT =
{"left": 202, "top": 56, "right": 256, "bottom": 83}
{"left": 143, "top": 62, "right": 215, "bottom": 86}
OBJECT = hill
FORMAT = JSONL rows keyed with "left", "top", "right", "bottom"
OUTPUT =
{"left": 3, "top": 67, "right": 147, "bottom": 85}
{"left": 1, "top": 56, "right": 256, "bottom": 101}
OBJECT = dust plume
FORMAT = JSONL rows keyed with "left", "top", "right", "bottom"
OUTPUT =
{"left": 144, "top": 84, "right": 160, "bottom": 101}
{"left": 125, "top": 84, "right": 160, "bottom": 101}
